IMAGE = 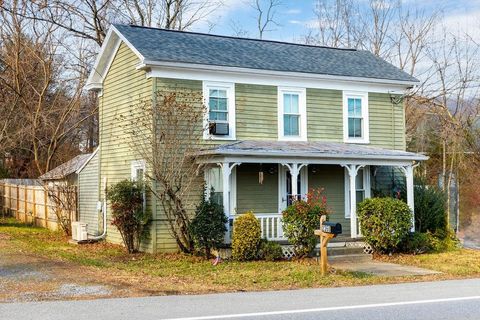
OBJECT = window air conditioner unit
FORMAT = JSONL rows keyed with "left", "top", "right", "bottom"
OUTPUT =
{"left": 71, "top": 222, "right": 88, "bottom": 241}
{"left": 209, "top": 122, "right": 229, "bottom": 136}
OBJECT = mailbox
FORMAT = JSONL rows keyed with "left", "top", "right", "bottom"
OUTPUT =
{"left": 321, "top": 222, "right": 342, "bottom": 235}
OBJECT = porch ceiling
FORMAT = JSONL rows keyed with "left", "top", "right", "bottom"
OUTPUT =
{"left": 195, "top": 140, "right": 428, "bottom": 164}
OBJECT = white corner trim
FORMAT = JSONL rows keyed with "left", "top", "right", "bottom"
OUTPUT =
{"left": 343, "top": 91, "right": 370, "bottom": 144}
{"left": 202, "top": 81, "right": 236, "bottom": 140}
{"left": 277, "top": 86, "right": 307, "bottom": 141}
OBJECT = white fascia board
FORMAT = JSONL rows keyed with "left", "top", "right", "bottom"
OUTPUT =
{"left": 197, "top": 155, "right": 417, "bottom": 167}
{"left": 85, "top": 25, "right": 145, "bottom": 91}
{"left": 143, "top": 61, "right": 418, "bottom": 93}
{"left": 76, "top": 147, "right": 99, "bottom": 174}
{"left": 196, "top": 150, "right": 428, "bottom": 162}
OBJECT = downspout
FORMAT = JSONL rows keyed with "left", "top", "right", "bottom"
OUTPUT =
{"left": 90, "top": 91, "right": 107, "bottom": 241}
{"left": 89, "top": 176, "right": 107, "bottom": 241}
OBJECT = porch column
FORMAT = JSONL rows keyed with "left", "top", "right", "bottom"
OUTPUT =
{"left": 343, "top": 164, "right": 364, "bottom": 239}
{"left": 290, "top": 163, "right": 299, "bottom": 198}
{"left": 281, "top": 163, "right": 307, "bottom": 202}
{"left": 219, "top": 162, "right": 240, "bottom": 242}
{"left": 400, "top": 164, "right": 415, "bottom": 232}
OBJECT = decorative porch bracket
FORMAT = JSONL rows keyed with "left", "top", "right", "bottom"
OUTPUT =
{"left": 281, "top": 163, "right": 308, "bottom": 201}
{"left": 399, "top": 164, "right": 415, "bottom": 232}
{"left": 341, "top": 164, "right": 365, "bottom": 238}
{"left": 217, "top": 162, "right": 241, "bottom": 242}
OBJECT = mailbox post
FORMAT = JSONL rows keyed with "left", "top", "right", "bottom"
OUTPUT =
{"left": 314, "top": 215, "right": 342, "bottom": 276}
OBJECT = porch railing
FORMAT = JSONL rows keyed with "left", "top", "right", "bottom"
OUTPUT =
{"left": 256, "top": 214, "right": 285, "bottom": 241}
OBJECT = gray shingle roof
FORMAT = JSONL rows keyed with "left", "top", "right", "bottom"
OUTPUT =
{"left": 39, "top": 154, "right": 92, "bottom": 180}
{"left": 114, "top": 24, "right": 418, "bottom": 83}
{"left": 196, "top": 141, "right": 427, "bottom": 161}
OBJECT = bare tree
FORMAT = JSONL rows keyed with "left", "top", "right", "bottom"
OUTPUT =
{"left": 45, "top": 183, "right": 78, "bottom": 236}
{"left": 306, "top": 0, "right": 362, "bottom": 48}
{"left": 250, "top": 0, "right": 283, "bottom": 39}
{"left": 121, "top": 89, "right": 207, "bottom": 253}
{"left": 0, "top": 0, "right": 97, "bottom": 177}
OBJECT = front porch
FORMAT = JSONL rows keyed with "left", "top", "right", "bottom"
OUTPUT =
{"left": 197, "top": 141, "right": 427, "bottom": 241}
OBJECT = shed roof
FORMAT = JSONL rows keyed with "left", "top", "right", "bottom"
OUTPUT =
{"left": 112, "top": 24, "right": 418, "bottom": 84}
{"left": 196, "top": 141, "right": 427, "bottom": 162}
{"left": 39, "top": 154, "right": 92, "bottom": 181}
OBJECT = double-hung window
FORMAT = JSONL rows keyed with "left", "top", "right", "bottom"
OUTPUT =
{"left": 343, "top": 92, "right": 369, "bottom": 143}
{"left": 203, "top": 81, "right": 235, "bottom": 140}
{"left": 205, "top": 166, "right": 223, "bottom": 206}
{"left": 209, "top": 89, "right": 228, "bottom": 122}
{"left": 278, "top": 87, "right": 307, "bottom": 141}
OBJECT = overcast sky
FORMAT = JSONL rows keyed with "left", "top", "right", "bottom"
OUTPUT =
{"left": 194, "top": 0, "right": 480, "bottom": 43}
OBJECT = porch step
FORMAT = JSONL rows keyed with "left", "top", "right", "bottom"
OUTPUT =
{"left": 328, "top": 246, "right": 365, "bottom": 256}
{"left": 329, "top": 253, "right": 373, "bottom": 263}
{"left": 313, "top": 245, "right": 366, "bottom": 257}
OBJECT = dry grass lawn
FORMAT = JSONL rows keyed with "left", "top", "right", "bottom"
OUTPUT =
{"left": 1, "top": 218, "right": 479, "bottom": 301}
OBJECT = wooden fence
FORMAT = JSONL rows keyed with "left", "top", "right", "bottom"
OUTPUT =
{"left": 0, "top": 180, "right": 77, "bottom": 231}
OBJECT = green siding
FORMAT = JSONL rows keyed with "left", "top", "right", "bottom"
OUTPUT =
{"left": 98, "top": 67, "right": 407, "bottom": 250}
{"left": 307, "top": 88, "right": 343, "bottom": 142}
{"left": 369, "top": 93, "right": 406, "bottom": 150}
{"left": 236, "top": 84, "right": 278, "bottom": 140}
{"left": 100, "top": 42, "right": 154, "bottom": 251}
{"left": 308, "top": 165, "right": 349, "bottom": 235}
{"left": 236, "top": 164, "right": 278, "bottom": 214}
{"left": 78, "top": 151, "right": 100, "bottom": 235}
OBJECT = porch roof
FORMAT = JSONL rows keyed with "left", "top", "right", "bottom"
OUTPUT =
{"left": 195, "top": 140, "right": 428, "bottom": 163}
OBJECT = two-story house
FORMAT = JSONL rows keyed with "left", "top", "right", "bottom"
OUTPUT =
{"left": 80, "top": 24, "right": 427, "bottom": 253}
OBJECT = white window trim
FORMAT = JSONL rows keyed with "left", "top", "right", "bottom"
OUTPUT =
{"left": 203, "top": 81, "right": 236, "bottom": 140}
{"left": 344, "top": 166, "right": 371, "bottom": 219}
{"left": 278, "top": 87, "right": 307, "bottom": 141}
{"left": 131, "top": 160, "right": 146, "bottom": 181}
{"left": 204, "top": 165, "right": 236, "bottom": 214}
{"left": 343, "top": 91, "right": 369, "bottom": 144}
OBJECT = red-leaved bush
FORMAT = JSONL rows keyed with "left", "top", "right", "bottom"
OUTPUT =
{"left": 282, "top": 189, "right": 329, "bottom": 258}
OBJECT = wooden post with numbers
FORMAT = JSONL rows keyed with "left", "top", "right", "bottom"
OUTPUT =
{"left": 315, "top": 215, "right": 336, "bottom": 276}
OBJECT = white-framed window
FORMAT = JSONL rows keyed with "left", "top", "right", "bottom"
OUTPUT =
{"left": 343, "top": 91, "right": 369, "bottom": 143}
{"left": 205, "top": 166, "right": 223, "bottom": 205}
{"left": 131, "top": 160, "right": 147, "bottom": 210}
{"left": 203, "top": 81, "right": 236, "bottom": 140}
{"left": 278, "top": 87, "right": 307, "bottom": 141}
{"left": 204, "top": 166, "right": 236, "bottom": 214}
{"left": 131, "top": 160, "right": 146, "bottom": 181}
{"left": 344, "top": 166, "right": 371, "bottom": 218}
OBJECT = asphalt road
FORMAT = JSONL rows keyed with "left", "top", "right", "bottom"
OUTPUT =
{"left": 1, "top": 278, "right": 479, "bottom": 320}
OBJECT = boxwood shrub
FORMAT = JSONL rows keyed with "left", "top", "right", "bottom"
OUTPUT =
{"left": 357, "top": 197, "right": 412, "bottom": 254}
{"left": 232, "top": 211, "right": 261, "bottom": 261}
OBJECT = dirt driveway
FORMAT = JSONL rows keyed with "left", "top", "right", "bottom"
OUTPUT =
{"left": 0, "top": 233, "right": 175, "bottom": 302}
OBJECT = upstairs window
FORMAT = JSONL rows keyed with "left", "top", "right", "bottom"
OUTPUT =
{"left": 203, "top": 81, "right": 235, "bottom": 140}
{"left": 209, "top": 89, "right": 228, "bottom": 122}
{"left": 343, "top": 92, "right": 369, "bottom": 143}
{"left": 278, "top": 87, "right": 307, "bottom": 141}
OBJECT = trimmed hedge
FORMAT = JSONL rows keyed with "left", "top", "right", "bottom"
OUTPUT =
{"left": 232, "top": 211, "right": 261, "bottom": 261}
{"left": 357, "top": 197, "right": 412, "bottom": 254}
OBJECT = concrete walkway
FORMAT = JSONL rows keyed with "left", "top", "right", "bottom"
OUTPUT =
{"left": 330, "top": 255, "right": 440, "bottom": 276}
